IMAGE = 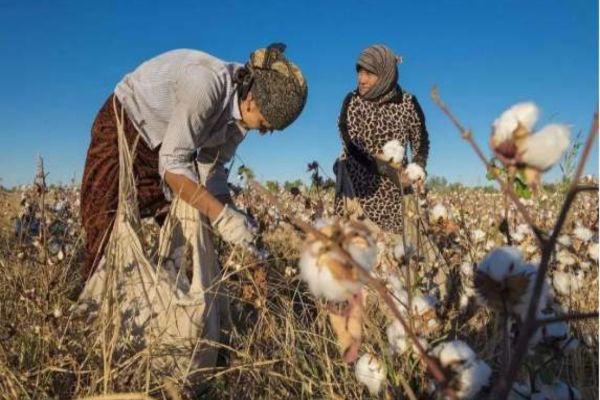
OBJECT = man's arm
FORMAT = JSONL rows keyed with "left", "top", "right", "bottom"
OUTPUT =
{"left": 164, "top": 171, "right": 224, "bottom": 222}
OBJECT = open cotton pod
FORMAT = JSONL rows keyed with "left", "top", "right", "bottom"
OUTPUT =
{"left": 475, "top": 247, "right": 549, "bottom": 321}
{"left": 299, "top": 218, "right": 377, "bottom": 302}
{"left": 386, "top": 320, "right": 410, "bottom": 355}
{"left": 430, "top": 203, "right": 449, "bottom": 224}
{"left": 381, "top": 139, "right": 405, "bottom": 164}
{"left": 518, "top": 124, "right": 570, "bottom": 171}
{"left": 430, "top": 340, "right": 492, "bottom": 399}
{"left": 491, "top": 102, "right": 538, "bottom": 161}
{"left": 404, "top": 162, "right": 426, "bottom": 183}
{"left": 355, "top": 353, "right": 386, "bottom": 395}
{"left": 490, "top": 102, "right": 570, "bottom": 174}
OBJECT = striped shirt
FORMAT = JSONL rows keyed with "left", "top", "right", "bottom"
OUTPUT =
{"left": 114, "top": 49, "right": 247, "bottom": 198}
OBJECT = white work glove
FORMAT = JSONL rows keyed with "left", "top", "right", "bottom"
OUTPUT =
{"left": 211, "top": 204, "right": 256, "bottom": 247}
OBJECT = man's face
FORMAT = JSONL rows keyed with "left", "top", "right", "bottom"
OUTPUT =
{"left": 357, "top": 67, "right": 378, "bottom": 96}
{"left": 241, "top": 93, "right": 274, "bottom": 134}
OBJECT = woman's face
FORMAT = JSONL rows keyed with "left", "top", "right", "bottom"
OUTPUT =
{"left": 357, "top": 67, "right": 379, "bottom": 96}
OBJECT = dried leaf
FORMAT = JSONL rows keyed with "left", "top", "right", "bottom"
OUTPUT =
{"left": 328, "top": 293, "right": 363, "bottom": 363}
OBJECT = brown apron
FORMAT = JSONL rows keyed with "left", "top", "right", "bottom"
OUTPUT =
{"left": 80, "top": 94, "right": 169, "bottom": 278}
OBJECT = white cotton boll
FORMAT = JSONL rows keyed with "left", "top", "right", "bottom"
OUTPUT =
{"left": 477, "top": 246, "right": 525, "bottom": 282}
{"left": 355, "top": 353, "right": 386, "bottom": 395}
{"left": 342, "top": 222, "right": 378, "bottom": 271}
{"left": 411, "top": 294, "right": 438, "bottom": 316}
{"left": 588, "top": 242, "right": 598, "bottom": 261}
{"left": 430, "top": 203, "right": 448, "bottom": 222}
{"left": 52, "top": 307, "right": 63, "bottom": 318}
{"left": 552, "top": 381, "right": 582, "bottom": 400}
{"left": 573, "top": 225, "right": 593, "bottom": 242}
{"left": 386, "top": 321, "right": 410, "bottom": 355}
{"left": 484, "top": 240, "right": 496, "bottom": 251}
{"left": 471, "top": 229, "right": 486, "bottom": 243}
{"left": 456, "top": 359, "right": 492, "bottom": 399}
{"left": 552, "top": 271, "right": 583, "bottom": 297}
{"left": 512, "top": 231, "right": 525, "bottom": 243}
{"left": 435, "top": 340, "right": 477, "bottom": 367}
{"left": 299, "top": 219, "right": 376, "bottom": 302}
{"left": 387, "top": 275, "right": 409, "bottom": 309}
{"left": 382, "top": 139, "right": 405, "bottom": 164}
{"left": 514, "top": 268, "right": 550, "bottom": 322}
{"left": 387, "top": 274, "right": 405, "bottom": 294}
{"left": 346, "top": 240, "right": 377, "bottom": 271}
{"left": 579, "top": 261, "right": 591, "bottom": 273}
{"left": 393, "top": 240, "right": 415, "bottom": 260}
{"left": 519, "top": 124, "right": 570, "bottom": 171}
{"left": 492, "top": 102, "right": 539, "bottom": 143}
{"left": 405, "top": 163, "right": 426, "bottom": 182}
{"left": 556, "top": 250, "right": 576, "bottom": 267}
{"left": 513, "top": 224, "right": 531, "bottom": 243}
{"left": 299, "top": 248, "right": 360, "bottom": 302}
{"left": 557, "top": 235, "right": 572, "bottom": 247}
{"left": 460, "top": 261, "right": 475, "bottom": 278}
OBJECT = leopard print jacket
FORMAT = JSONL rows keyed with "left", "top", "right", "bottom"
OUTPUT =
{"left": 334, "top": 87, "right": 429, "bottom": 234}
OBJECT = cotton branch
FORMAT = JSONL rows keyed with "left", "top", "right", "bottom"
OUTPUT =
{"left": 246, "top": 178, "right": 457, "bottom": 398}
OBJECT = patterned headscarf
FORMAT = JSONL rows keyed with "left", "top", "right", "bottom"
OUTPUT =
{"left": 238, "top": 43, "right": 308, "bottom": 130}
{"left": 356, "top": 44, "right": 402, "bottom": 102}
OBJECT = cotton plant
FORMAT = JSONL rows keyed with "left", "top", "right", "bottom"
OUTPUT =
{"left": 298, "top": 218, "right": 377, "bottom": 362}
{"left": 471, "top": 229, "right": 486, "bottom": 244}
{"left": 355, "top": 353, "right": 387, "bottom": 395}
{"left": 572, "top": 224, "right": 593, "bottom": 243}
{"left": 385, "top": 273, "right": 441, "bottom": 336}
{"left": 459, "top": 261, "right": 477, "bottom": 312}
{"left": 474, "top": 247, "right": 550, "bottom": 322}
{"left": 551, "top": 270, "right": 584, "bottom": 297}
{"left": 404, "top": 163, "right": 426, "bottom": 183}
{"left": 490, "top": 102, "right": 571, "bottom": 187}
{"left": 393, "top": 239, "right": 416, "bottom": 262}
{"left": 381, "top": 139, "right": 405, "bottom": 164}
{"left": 430, "top": 203, "right": 449, "bottom": 223}
{"left": 512, "top": 223, "right": 532, "bottom": 244}
{"left": 299, "top": 218, "right": 377, "bottom": 302}
{"left": 409, "top": 293, "right": 441, "bottom": 335}
{"left": 428, "top": 340, "right": 492, "bottom": 399}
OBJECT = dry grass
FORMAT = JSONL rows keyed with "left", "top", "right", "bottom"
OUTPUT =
{"left": 0, "top": 183, "right": 597, "bottom": 399}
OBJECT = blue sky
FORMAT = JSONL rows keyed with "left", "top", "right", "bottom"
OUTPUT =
{"left": 0, "top": 0, "right": 597, "bottom": 188}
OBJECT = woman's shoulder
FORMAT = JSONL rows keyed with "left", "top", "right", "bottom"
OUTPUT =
{"left": 342, "top": 90, "right": 359, "bottom": 103}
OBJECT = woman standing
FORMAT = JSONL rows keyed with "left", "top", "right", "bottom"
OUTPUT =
{"left": 334, "top": 44, "right": 429, "bottom": 235}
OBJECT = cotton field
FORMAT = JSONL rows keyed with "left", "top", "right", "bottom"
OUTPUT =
{"left": 0, "top": 170, "right": 597, "bottom": 399}
{"left": 0, "top": 99, "right": 597, "bottom": 399}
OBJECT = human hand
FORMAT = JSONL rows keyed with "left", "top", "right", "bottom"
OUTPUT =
{"left": 211, "top": 205, "right": 256, "bottom": 246}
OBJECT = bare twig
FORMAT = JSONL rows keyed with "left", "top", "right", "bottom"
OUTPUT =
{"left": 493, "top": 109, "right": 598, "bottom": 399}
{"left": 431, "top": 87, "right": 546, "bottom": 246}
{"left": 534, "top": 311, "right": 599, "bottom": 327}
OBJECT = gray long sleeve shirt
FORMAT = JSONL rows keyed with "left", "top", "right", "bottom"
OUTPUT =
{"left": 114, "top": 49, "right": 247, "bottom": 198}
